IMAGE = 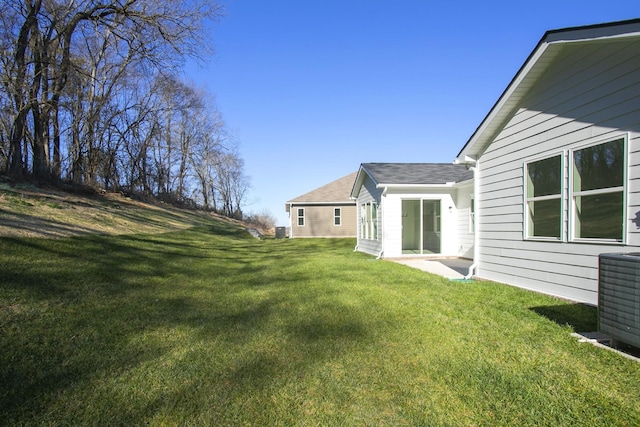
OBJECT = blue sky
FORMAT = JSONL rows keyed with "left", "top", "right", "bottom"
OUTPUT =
{"left": 185, "top": 1, "right": 640, "bottom": 226}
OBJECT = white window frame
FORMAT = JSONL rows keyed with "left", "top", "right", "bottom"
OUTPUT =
{"left": 334, "top": 208, "right": 341, "bottom": 226}
{"left": 297, "top": 208, "right": 305, "bottom": 227}
{"left": 360, "top": 203, "right": 367, "bottom": 239}
{"left": 469, "top": 196, "right": 475, "bottom": 234}
{"left": 371, "top": 202, "right": 378, "bottom": 240}
{"left": 521, "top": 134, "right": 628, "bottom": 244}
{"left": 568, "top": 135, "right": 627, "bottom": 244}
{"left": 524, "top": 153, "right": 565, "bottom": 241}
{"left": 359, "top": 201, "right": 378, "bottom": 240}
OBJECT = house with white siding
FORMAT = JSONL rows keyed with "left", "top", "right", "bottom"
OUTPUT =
{"left": 350, "top": 163, "right": 474, "bottom": 258}
{"left": 455, "top": 19, "right": 640, "bottom": 305}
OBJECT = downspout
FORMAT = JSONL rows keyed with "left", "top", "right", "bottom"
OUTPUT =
{"left": 353, "top": 200, "right": 358, "bottom": 252}
{"left": 288, "top": 203, "right": 294, "bottom": 239}
{"left": 376, "top": 186, "right": 388, "bottom": 259}
{"left": 465, "top": 162, "right": 479, "bottom": 279}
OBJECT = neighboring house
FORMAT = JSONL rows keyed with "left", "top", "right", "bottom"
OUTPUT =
{"left": 455, "top": 19, "right": 640, "bottom": 305}
{"left": 350, "top": 163, "right": 474, "bottom": 258}
{"left": 286, "top": 172, "right": 358, "bottom": 238}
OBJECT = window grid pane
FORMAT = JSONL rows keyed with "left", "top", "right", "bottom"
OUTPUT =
{"left": 572, "top": 138, "right": 625, "bottom": 241}
{"left": 574, "top": 191, "right": 623, "bottom": 240}
{"left": 528, "top": 199, "right": 561, "bottom": 238}
{"left": 525, "top": 155, "right": 562, "bottom": 239}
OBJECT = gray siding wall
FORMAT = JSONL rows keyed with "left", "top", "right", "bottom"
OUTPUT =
{"left": 356, "top": 174, "right": 383, "bottom": 256}
{"left": 290, "top": 204, "right": 357, "bottom": 238}
{"left": 477, "top": 40, "right": 640, "bottom": 305}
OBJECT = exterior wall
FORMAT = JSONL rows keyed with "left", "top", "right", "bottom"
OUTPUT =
{"left": 476, "top": 40, "right": 640, "bottom": 305}
{"left": 289, "top": 203, "right": 356, "bottom": 238}
{"left": 355, "top": 174, "right": 383, "bottom": 256}
{"left": 354, "top": 174, "right": 474, "bottom": 258}
{"left": 382, "top": 189, "right": 461, "bottom": 258}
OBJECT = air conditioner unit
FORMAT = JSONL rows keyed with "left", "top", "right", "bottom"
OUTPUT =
{"left": 598, "top": 253, "right": 640, "bottom": 348}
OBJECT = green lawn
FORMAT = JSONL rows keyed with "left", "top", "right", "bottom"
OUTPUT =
{"left": 1, "top": 221, "right": 639, "bottom": 426}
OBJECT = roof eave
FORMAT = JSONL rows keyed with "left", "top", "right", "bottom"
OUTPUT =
{"left": 455, "top": 19, "right": 640, "bottom": 163}
{"left": 377, "top": 183, "right": 458, "bottom": 189}
{"left": 287, "top": 200, "right": 355, "bottom": 206}
{"left": 456, "top": 41, "right": 559, "bottom": 162}
{"left": 350, "top": 164, "right": 378, "bottom": 199}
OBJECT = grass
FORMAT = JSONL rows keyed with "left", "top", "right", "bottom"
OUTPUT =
{"left": 1, "top": 220, "right": 639, "bottom": 425}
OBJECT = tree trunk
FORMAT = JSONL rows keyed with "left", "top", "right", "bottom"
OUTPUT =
{"left": 8, "top": 0, "right": 41, "bottom": 177}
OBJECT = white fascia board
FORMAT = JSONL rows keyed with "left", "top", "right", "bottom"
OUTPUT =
{"left": 456, "top": 41, "right": 556, "bottom": 162}
{"left": 456, "top": 20, "right": 640, "bottom": 164}
{"left": 350, "top": 165, "right": 378, "bottom": 199}
{"left": 376, "top": 183, "right": 456, "bottom": 189}
{"left": 453, "top": 179, "right": 474, "bottom": 189}
{"left": 288, "top": 201, "right": 355, "bottom": 206}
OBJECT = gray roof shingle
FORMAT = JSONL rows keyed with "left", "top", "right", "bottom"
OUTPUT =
{"left": 361, "top": 163, "right": 473, "bottom": 185}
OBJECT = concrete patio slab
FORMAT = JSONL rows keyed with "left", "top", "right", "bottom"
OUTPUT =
{"left": 391, "top": 258, "right": 471, "bottom": 280}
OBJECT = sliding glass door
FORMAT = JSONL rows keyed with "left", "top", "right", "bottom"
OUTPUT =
{"left": 402, "top": 199, "right": 441, "bottom": 254}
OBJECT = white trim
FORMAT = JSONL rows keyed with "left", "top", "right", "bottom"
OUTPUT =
{"left": 400, "top": 197, "right": 444, "bottom": 256}
{"left": 287, "top": 201, "right": 355, "bottom": 206}
{"left": 523, "top": 153, "right": 564, "bottom": 241}
{"left": 376, "top": 183, "right": 458, "bottom": 189}
{"left": 456, "top": 21, "right": 640, "bottom": 163}
{"left": 568, "top": 134, "right": 628, "bottom": 244}
{"left": 334, "top": 207, "right": 342, "bottom": 226}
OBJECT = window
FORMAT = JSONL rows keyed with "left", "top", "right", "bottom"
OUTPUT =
{"left": 525, "top": 155, "right": 562, "bottom": 239}
{"left": 571, "top": 138, "right": 625, "bottom": 241}
{"left": 469, "top": 197, "right": 475, "bottom": 233}
{"left": 523, "top": 135, "right": 627, "bottom": 243}
{"left": 360, "top": 202, "right": 378, "bottom": 240}
{"left": 297, "top": 208, "right": 305, "bottom": 226}
{"left": 371, "top": 202, "right": 378, "bottom": 239}
{"left": 334, "top": 208, "right": 341, "bottom": 226}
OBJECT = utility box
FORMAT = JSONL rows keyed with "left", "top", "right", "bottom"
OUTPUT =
{"left": 275, "top": 227, "right": 287, "bottom": 239}
{"left": 598, "top": 253, "right": 640, "bottom": 347}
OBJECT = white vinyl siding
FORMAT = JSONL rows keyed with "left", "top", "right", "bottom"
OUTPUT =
{"left": 455, "top": 186, "right": 475, "bottom": 258}
{"left": 354, "top": 173, "right": 474, "bottom": 258}
{"left": 355, "top": 174, "right": 383, "bottom": 256}
{"left": 474, "top": 40, "right": 640, "bottom": 305}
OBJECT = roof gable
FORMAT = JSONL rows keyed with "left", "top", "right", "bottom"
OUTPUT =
{"left": 362, "top": 163, "right": 473, "bottom": 185}
{"left": 350, "top": 163, "right": 473, "bottom": 198}
{"left": 456, "top": 18, "right": 640, "bottom": 163}
{"left": 286, "top": 172, "right": 357, "bottom": 211}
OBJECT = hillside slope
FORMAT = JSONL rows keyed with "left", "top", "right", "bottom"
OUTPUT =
{"left": 0, "top": 181, "right": 243, "bottom": 238}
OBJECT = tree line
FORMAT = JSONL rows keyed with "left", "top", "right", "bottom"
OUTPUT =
{"left": 0, "top": 0, "right": 249, "bottom": 218}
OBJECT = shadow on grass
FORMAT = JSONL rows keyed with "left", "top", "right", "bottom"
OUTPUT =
{"left": 0, "top": 231, "right": 367, "bottom": 424}
{"left": 0, "top": 228, "right": 272, "bottom": 417}
{"left": 530, "top": 303, "right": 597, "bottom": 332}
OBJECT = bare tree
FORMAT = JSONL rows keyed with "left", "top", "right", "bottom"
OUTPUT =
{"left": 1, "top": 0, "right": 221, "bottom": 179}
{"left": 214, "top": 149, "right": 249, "bottom": 219}
{"left": 189, "top": 108, "right": 228, "bottom": 210}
